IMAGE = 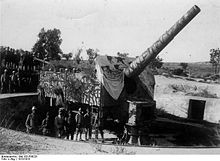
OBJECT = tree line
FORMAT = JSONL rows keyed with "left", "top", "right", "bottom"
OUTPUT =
{"left": 1, "top": 27, "right": 165, "bottom": 73}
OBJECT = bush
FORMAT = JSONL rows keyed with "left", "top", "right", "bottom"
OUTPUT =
{"left": 210, "top": 74, "right": 220, "bottom": 80}
{"left": 186, "top": 88, "right": 218, "bottom": 98}
{"left": 172, "top": 68, "right": 187, "bottom": 76}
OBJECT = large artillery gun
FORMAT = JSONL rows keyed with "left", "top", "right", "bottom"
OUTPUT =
{"left": 97, "top": 5, "right": 200, "bottom": 125}
{"left": 95, "top": 6, "right": 220, "bottom": 146}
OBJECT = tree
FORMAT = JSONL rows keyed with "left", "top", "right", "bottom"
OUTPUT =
{"left": 172, "top": 68, "right": 187, "bottom": 76}
{"left": 117, "top": 52, "right": 129, "bottom": 58}
{"left": 210, "top": 48, "right": 220, "bottom": 74}
{"left": 32, "top": 28, "right": 62, "bottom": 61}
{"left": 149, "top": 56, "right": 163, "bottom": 69}
{"left": 180, "top": 62, "right": 188, "bottom": 71}
{"left": 63, "top": 52, "right": 72, "bottom": 60}
{"left": 86, "top": 48, "right": 99, "bottom": 64}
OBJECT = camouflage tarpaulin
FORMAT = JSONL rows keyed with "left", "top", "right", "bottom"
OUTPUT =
{"left": 95, "top": 55, "right": 129, "bottom": 100}
{"left": 95, "top": 55, "right": 155, "bottom": 100}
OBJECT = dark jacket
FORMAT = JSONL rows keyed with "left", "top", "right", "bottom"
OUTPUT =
{"left": 83, "top": 113, "right": 91, "bottom": 128}
{"left": 41, "top": 117, "right": 53, "bottom": 135}
{"left": 54, "top": 115, "right": 66, "bottom": 130}
{"left": 41, "top": 117, "right": 53, "bottom": 130}
{"left": 67, "top": 115, "right": 76, "bottom": 131}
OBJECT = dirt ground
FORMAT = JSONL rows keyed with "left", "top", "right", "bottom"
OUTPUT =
{"left": 1, "top": 127, "right": 220, "bottom": 154}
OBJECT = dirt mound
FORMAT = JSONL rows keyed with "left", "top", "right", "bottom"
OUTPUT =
{"left": 154, "top": 75, "right": 220, "bottom": 123}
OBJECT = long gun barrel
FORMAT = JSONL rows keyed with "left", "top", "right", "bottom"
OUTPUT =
{"left": 124, "top": 5, "right": 200, "bottom": 78}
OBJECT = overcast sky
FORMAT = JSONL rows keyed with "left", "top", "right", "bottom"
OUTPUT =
{"left": 0, "top": 0, "right": 220, "bottom": 62}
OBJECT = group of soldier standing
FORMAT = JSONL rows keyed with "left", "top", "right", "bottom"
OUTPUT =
{"left": 25, "top": 106, "right": 92, "bottom": 141}
{"left": 0, "top": 46, "right": 39, "bottom": 94}
{"left": 1, "top": 69, "right": 20, "bottom": 93}
{"left": 0, "top": 46, "right": 38, "bottom": 71}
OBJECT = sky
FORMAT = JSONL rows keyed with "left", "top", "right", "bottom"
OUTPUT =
{"left": 0, "top": 0, "right": 220, "bottom": 62}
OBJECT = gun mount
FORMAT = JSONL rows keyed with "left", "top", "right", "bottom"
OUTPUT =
{"left": 95, "top": 5, "right": 201, "bottom": 142}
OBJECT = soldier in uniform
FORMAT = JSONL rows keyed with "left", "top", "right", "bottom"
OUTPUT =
{"left": 0, "top": 46, "right": 6, "bottom": 66}
{"left": 66, "top": 111, "right": 76, "bottom": 140}
{"left": 75, "top": 108, "right": 84, "bottom": 141}
{"left": 1, "top": 69, "right": 10, "bottom": 93}
{"left": 83, "top": 108, "right": 91, "bottom": 141}
{"left": 10, "top": 71, "right": 18, "bottom": 93}
{"left": 8, "top": 48, "right": 13, "bottom": 68}
{"left": 54, "top": 108, "right": 67, "bottom": 138}
{"left": 40, "top": 112, "right": 54, "bottom": 136}
{"left": 25, "top": 106, "right": 40, "bottom": 134}
{"left": 23, "top": 51, "right": 28, "bottom": 71}
{"left": 15, "top": 50, "right": 21, "bottom": 69}
{"left": 11, "top": 49, "right": 16, "bottom": 69}
{"left": 4, "top": 47, "right": 9, "bottom": 67}
{"left": 96, "top": 107, "right": 104, "bottom": 142}
{"left": 16, "top": 69, "right": 21, "bottom": 92}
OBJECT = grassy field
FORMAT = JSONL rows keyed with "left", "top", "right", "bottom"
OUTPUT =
{"left": 162, "top": 62, "right": 214, "bottom": 78}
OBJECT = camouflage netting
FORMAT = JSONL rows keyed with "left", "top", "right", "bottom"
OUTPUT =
{"left": 39, "top": 71, "right": 100, "bottom": 106}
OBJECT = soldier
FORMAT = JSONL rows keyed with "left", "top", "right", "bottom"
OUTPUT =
{"left": 75, "top": 108, "right": 84, "bottom": 141}
{"left": 10, "top": 71, "right": 18, "bottom": 93}
{"left": 83, "top": 108, "right": 91, "bottom": 141}
{"left": 9, "top": 48, "right": 13, "bottom": 68}
{"left": 23, "top": 51, "right": 28, "bottom": 71}
{"left": 1, "top": 69, "right": 10, "bottom": 93}
{"left": 95, "top": 108, "right": 105, "bottom": 143}
{"left": 54, "top": 108, "right": 67, "bottom": 138}
{"left": 26, "top": 71, "right": 32, "bottom": 92}
{"left": 11, "top": 49, "right": 16, "bottom": 68}
{"left": 25, "top": 106, "right": 40, "bottom": 134}
{"left": 15, "top": 50, "right": 21, "bottom": 69}
{"left": 16, "top": 69, "right": 21, "bottom": 92}
{"left": 4, "top": 47, "right": 9, "bottom": 67}
{"left": 66, "top": 111, "right": 76, "bottom": 140}
{"left": 40, "top": 112, "right": 53, "bottom": 136}
{"left": 20, "top": 50, "right": 25, "bottom": 71}
{"left": 0, "top": 46, "right": 5, "bottom": 66}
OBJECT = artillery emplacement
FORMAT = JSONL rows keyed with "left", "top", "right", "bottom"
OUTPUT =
{"left": 95, "top": 5, "right": 201, "bottom": 145}
{"left": 36, "top": 5, "right": 219, "bottom": 146}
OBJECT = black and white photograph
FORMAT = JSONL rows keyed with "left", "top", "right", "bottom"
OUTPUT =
{"left": 0, "top": 0, "right": 220, "bottom": 156}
